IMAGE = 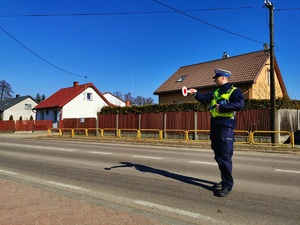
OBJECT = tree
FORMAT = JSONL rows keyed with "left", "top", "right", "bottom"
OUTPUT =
{"left": 0, "top": 80, "right": 14, "bottom": 102}
{"left": 124, "top": 92, "right": 135, "bottom": 104}
{"left": 113, "top": 91, "right": 123, "bottom": 100}
{"left": 34, "top": 93, "right": 46, "bottom": 103}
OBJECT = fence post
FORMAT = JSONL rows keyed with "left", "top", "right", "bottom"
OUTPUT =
{"left": 163, "top": 112, "right": 167, "bottom": 139}
{"left": 249, "top": 131, "right": 253, "bottom": 145}
{"left": 274, "top": 109, "right": 280, "bottom": 144}
{"left": 137, "top": 130, "right": 141, "bottom": 139}
{"left": 159, "top": 130, "right": 163, "bottom": 140}
{"left": 116, "top": 114, "right": 119, "bottom": 138}
{"left": 138, "top": 113, "right": 141, "bottom": 130}
{"left": 185, "top": 130, "right": 189, "bottom": 141}
{"left": 95, "top": 117, "right": 99, "bottom": 136}
{"left": 194, "top": 111, "right": 198, "bottom": 140}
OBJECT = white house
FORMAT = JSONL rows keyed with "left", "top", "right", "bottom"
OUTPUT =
{"left": 0, "top": 95, "right": 37, "bottom": 120}
{"left": 103, "top": 92, "right": 126, "bottom": 107}
{"left": 33, "top": 82, "right": 113, "bottom": 128}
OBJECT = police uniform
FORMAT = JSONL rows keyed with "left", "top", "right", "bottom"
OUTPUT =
{"left": 193, "top": 69, "right": 244, "bottom": 197}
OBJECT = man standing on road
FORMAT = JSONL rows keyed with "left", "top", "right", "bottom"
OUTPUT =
{"left": 188, "top": 68, "right": 244, "bottom": 197}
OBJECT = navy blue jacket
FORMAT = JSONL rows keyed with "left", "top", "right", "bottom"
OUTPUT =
{"left": 194, "top": 83, "right": 244, "bottom": 128}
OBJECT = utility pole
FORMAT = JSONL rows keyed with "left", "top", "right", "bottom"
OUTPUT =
{"left": 264, "top": 0, "right": 276, "bottom": 143}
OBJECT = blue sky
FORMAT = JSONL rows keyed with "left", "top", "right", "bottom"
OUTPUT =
{"left": 0, "top": 0, "right": 299, "bottom": 102}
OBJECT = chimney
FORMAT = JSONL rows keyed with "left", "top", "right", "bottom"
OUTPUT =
{"left": 125, "top": 99, "right": 130, "bottom": 107}
{"left": 16, "top": 94, "right": 20, "bottom": 98}
{"left": 222, "top": 52, "right": 229, "bottom": 59}
{"left": 73, "top": 81, "right": 79, "bottom": 87}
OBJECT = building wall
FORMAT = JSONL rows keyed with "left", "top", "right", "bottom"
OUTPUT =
{"left": 251, "top": 62, "right": 283, "bottom": 99}
{"left": 35, "top": 109, "right": 57, "bottom": 121}
{"left": 62, "top": 87, "right": 108, "bottom": 119}
{"left": 3, "top": 98, "right": 37, "bottom": 120}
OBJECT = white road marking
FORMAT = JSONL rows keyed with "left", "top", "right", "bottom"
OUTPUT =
{"left": 189, "top": 161, "right": 217, "bottom": 165}
{"left": 132, "top": 155, "right": 162, "bottom": 160}
{"left": 1, "top": 142, "right": 75, "bottom": 151}
{"left": 275, "top": 169, "right": 300, "bottom": 174}
{"left": 89, "top": 151, "right": 112, "bottom": 155}
{"left": 46, "top": 181, "right": 87, "bottom": 190}
{"left": 0, "top": 169, "right": 19, "bottom": 175}
{"left": 134, "top": 200, "right": 219, "bottom": 223}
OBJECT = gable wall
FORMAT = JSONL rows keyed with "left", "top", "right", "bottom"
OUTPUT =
{"left": 62, "top": 87, "right": 108, "bottom": 119}
{"left": 103, "top": 93, "right": 125, "bottom": 106}
{"left": 2, "top": 98, "right": 37, "bottom": 120}
{"left": 251, "top": 60, "right": 283, "bottom": 99}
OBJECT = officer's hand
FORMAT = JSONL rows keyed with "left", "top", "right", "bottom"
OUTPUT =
{"left": 188, "top": 88, "right": 197, "bottom": 95}
{"left": 215, "top": 104, "right": 220, "bottom": 112}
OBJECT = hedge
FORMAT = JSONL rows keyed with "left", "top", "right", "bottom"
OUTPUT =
{"left": 100, "top": 99, "right": 300, "bottom": 114}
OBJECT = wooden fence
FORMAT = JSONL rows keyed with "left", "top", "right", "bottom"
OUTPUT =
{"left": 97, "top": 109, "right": 270, "bottom": 132}
{"left": 0, "top": 120, "right": 52, "bottom": 132}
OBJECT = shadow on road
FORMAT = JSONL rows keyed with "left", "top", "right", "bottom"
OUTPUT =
{"left": 105, "top": 162, "right": 215, "bottom": 192}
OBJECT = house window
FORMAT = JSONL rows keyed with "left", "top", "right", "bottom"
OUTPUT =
{"left": 176, "top": 75, "right": 187, "bottom": 83}
{"left": 87, "top": 92, "right": 93, "bottom": 101}
{"left": 24, "top": 104, "right": 32, "bottom": 110}
{"left": 266, "top": 69, "right": 270, "bottom": 85}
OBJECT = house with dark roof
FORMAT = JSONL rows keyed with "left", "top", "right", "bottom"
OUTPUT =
{"left": 0, "top": 95, "right": 37, "bottom": 120}
{"left": 154, "top": 50, "right": 289, "bottom": 104}
{"left": 33, "top": 82, "right": 112, "bottom": 128}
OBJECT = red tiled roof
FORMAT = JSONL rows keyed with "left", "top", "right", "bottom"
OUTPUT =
{"left": 154, "top": 50, "right": 288, "bottom": 96}
{"left": 33, "top": 82, "right": 112, "bottom": 110}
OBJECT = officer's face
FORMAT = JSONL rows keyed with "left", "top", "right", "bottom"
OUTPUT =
{"left": 214, "top": 76, "right": 222, "bottom": 86}
{"left": 214, "top": 76, "right": 228, "bottom": 86}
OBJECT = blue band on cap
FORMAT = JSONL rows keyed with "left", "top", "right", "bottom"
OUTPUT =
{"left": 215, "top": 72, "right": 230, "bottom": 77}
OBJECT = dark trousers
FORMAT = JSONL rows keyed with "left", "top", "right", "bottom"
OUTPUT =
{"left": 210, "top": 123, "right": 234, "bottom": 190}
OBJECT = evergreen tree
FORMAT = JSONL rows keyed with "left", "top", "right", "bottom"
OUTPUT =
{"left": 0, "top": 80, "right": 14, "bottom": 102}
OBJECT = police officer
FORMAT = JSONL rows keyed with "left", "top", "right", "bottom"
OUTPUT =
{"left": 189, "top": 68, "right": 244, "bottom": 197}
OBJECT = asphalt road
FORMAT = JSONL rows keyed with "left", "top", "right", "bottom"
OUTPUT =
{"left": 0, "top": 136, "right": 299, "bottom": 225}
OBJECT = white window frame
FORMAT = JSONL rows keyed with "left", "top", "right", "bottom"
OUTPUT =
{"left": 87, "top": 92, "right": 93, "bottom": 101}
{"left": 24, "top": 104, "right": 32, "bottom": 110}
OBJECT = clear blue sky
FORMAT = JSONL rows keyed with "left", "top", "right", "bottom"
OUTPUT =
{"left": 0, "top": 0, "right": 299, "bottom": 102}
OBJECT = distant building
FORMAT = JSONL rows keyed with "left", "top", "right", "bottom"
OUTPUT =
{"left": 0, "top": 95, "right": 37, "bottom": 120}
{"left": 103, "top": 92, "right": 126, "bottom": 107}
{"left": 33, "top": 82, "right": 113, "bottom": 128}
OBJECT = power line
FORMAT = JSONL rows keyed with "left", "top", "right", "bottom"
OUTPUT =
{"left": 0, "top": 26, "right": 86, "bottom": 78}
{"left": 276, "top": 8, "right": 300, "bottom": 11}
{"left": 0, "top": 6, "right": 296, "bottom": 18}
{"left": 0, "top": 7, "right": 260, "bottom": 18}
{"left": 153, "top": 0, "right": 265, "bottom": 44}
